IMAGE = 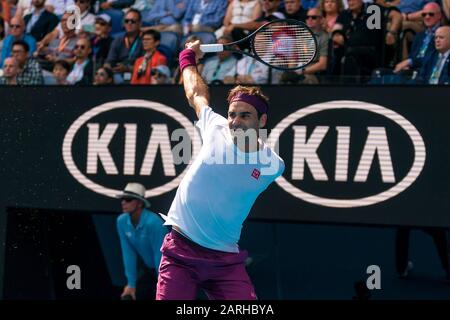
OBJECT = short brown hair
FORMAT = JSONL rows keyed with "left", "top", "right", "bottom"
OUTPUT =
{"left": 319, "top": 0, "right": 344, "bottom": 16}
{"left": 227, "top": 85, "right": 269, "bottom": 116}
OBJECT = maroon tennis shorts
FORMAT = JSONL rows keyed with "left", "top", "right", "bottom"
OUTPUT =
{"left": 156, "top": 230, "right": 257, "bottom": 300}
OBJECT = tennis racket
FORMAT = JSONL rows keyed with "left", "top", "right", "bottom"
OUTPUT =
{"left": 199, "top": 19, "right": 318, "bottom": 71}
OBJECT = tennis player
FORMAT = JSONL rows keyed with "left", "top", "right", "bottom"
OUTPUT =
{"left": 156, "top": 40, "right": 285, "bottom": 300}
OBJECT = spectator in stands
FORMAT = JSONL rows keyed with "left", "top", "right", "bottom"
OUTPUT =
{"left": 66, "top": 36, "right": 93, "bottom": 84}
{"left": 99, "top": 0, "right": 134, "bottom": 34}
{"left": 75, "top": 0, "right": 96, "bottom": 33}
{"left": 36, "top": 11, "right": 78, "bottom": 71}
{"left": 235, "top": 54, "right": 269, "bottom": 84}
{"left": 93, "top": 65, "right": 114, "bottom": 84}
{"left": 131, "top": 0, "right": 155, "bottom": 18}
{"left": 320, "top": 0, "right": 344, "bottom": 34}
{"left": 150, "top": 64, "right": 172, "bottom": 84}
{"left": 201, "top": 35, "right": 237, "bottom": 84}
{"left": 398, "top": 0, "right": 435, "bottom": 33}
{"left": 105, "top": 8, "right": 143, "bottom": 83}
{"left": 52, "top": 58, "right": 70, "bottom": 84}
{"left": 330, "top": 0, "right": 401, "bottom": 81}
{"left": 395, "top": 0, "right": 437, "bottom": 59}
{"left": 217, "top": 0, "right": 262, "bottom": 39}
{"left": 281, "top": 0, "right": 307, "bottom": 22}
{"left": 24, "top": 0, "right": 59, "bottom": 42}
{"left": 39, "top": 0, "right": 97, "bottom": 58}
{"left": 284, "top": 7, "right": 328, "bottom": 84}
{"left": 141, "top": 0, "right": 188, "bottom": 34}
{"left": 0, "top": 56, "right": 20, "bottom": 84}
{"left": 1, "top": 16, "right": 36, "bottom": 67}
{"left": 12, "top": 39, "right": 43, "bottom": 84}
{"left": 130, "top": 29, "right": 166, "bottom": 84}
{"left": 45, "top": 0, "right": 75, "bottom": 18}
{"left": 224, "top": 0, "right": 285, "bottom": 49}
{"left": 91, "top": 13, "right": 113, "bottom": 67}
{"left": 182, "top": 0, "right": 228, "bottom": 35}
{"left": 45, "top": 0, "right": 96, "bottom": 41}
{"left": 419, "top": 25, "right": 450, "bottom": 84}
{"left": 15, "top": 0, "right": 33, "bottom": 18}
{"left": 116, "top": 183, "right": 168, "bottom": 300}
{"left": 394, "top": 2, "right": 442, "bottom": 73}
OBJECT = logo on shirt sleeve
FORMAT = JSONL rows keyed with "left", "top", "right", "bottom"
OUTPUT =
{"left": 251, "top": 169, "right": 261, "bottom": 180}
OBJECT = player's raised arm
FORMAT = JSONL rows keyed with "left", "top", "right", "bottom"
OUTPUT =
{"left": 179, "top": 40, "right": 210, "bottom": 118}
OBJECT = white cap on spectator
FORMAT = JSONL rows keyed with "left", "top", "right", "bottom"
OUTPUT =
{"left": 96, "top": 13, "right": 112, "bottom": 25}
{"left": 153, "top": 65, "right": 171, "bottom": 78}
{"left": 272, "top": 12, "right": 286, "bottom": 20}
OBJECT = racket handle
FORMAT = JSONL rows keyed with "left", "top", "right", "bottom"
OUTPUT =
{"left": 200, "top": 44, "right": 224, "bottom": 53}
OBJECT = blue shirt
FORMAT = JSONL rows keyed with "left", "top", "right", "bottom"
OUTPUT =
{"left": 182, "top": 0, "right": 228, "bottom": 29}
{"left": 397, "top": 0, "right": 434, "bottom": 13}
{"left": 117, "top": 209, "right": 168, "bottom": 288}
{"left": 0, "top": 34, "right": 37, "bottom": 67}
{"left": 302, "top": 0, "right": 318, "bottom": 9}
{"left": 143, "top": 0, "right": 188, "bottom": 25}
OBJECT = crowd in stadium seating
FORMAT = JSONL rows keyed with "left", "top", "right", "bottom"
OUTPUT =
{"left": 0, "top": 0, "right": 449, "bottom": 85}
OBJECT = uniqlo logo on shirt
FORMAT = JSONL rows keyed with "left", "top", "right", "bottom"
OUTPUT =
{"left": 251, "top": 169, "right": 260, "bottom": 180}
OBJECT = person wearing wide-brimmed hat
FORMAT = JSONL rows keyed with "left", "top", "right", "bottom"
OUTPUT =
{"left": 116, "top": 182, "right": 168, "bottom": 300}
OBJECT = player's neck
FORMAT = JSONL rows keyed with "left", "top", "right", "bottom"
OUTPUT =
{"left": 234, "top": 138, "right": 262, "bottom": 153}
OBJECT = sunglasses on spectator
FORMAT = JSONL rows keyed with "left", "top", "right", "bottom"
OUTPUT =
{"left": 261, "top": 0, "right": 275, "bottom": 2}
{"left": 421, "top": 12, "right": 435, "bottom": 17}
{"left": 76, "top": 0, "right": 88, "bottom": 4}
{"left": 124, "top": 19, "right": 138, "bottom": 24}
{"left": 121, "top": 197, "right": 135, "bottom": 202}
{"left": 96, "top": 21, "right": 107, "bottom": 26}
{"left": 75, "top": 45, "right": 86, "bottom": 50}
{"left": 306, "top": 15, "right": 320, "bottom": 20}
{"left": 10, "top": 24, "right": 21, "bottom": 29}
{"left": 96, "top": 71, "right": 107, "bottom": 77}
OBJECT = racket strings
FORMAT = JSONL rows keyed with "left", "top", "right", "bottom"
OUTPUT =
{"left": 253, "top": 24, "right": 316, "bottom": 69}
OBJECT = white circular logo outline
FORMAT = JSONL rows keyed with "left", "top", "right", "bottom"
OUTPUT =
{"left": 62, "top": 99, "right": 195, "bottom": 198}
{"left": 268, "top": 100, "right": 426, "bottom": 208}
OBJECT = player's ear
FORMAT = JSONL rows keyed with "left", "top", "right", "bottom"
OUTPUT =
{"left": 259, "top": 113, "right": 267, "bottom": 128}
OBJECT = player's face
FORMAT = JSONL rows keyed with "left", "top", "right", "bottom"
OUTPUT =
{"left": 121, "top": 198, "right": 141, "bottom": 214}
{"left": 228, "top": 101, "right": 266, "bottom": 133}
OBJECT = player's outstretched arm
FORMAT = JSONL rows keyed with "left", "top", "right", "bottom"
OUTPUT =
{"left": 180, "top": 40, "right": 210, "bottom": 118}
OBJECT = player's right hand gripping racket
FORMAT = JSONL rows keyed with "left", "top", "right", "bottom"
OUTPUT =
{"left": 200, "top": 19, "right": 318, "bottom": 71}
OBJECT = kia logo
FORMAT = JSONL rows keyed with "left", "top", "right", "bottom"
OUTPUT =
{"left": 268, "top": 101, "right": 426, "bottom": 208}
{"left": 62, "top": 100, "right": 198, "bottom": 198}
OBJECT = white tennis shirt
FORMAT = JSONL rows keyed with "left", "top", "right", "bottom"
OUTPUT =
{"left": 164, "top": 106, "right": 285, "bottom": 253}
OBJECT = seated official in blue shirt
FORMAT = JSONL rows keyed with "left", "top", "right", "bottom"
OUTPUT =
{"left": 419, "top": 26, "right": 450, "bottom": 84}
{"left": 116, "top": 183, "right": 168, "bottom": 300}
{"left": 394, "top": 2, "right": 442, "bottom": 73}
